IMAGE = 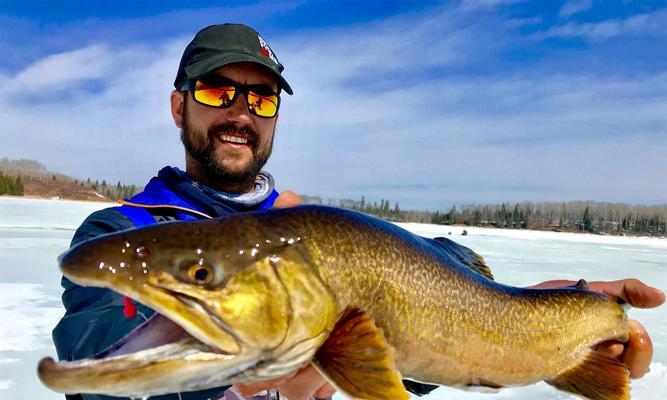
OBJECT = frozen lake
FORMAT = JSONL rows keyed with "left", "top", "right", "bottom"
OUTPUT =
{"left": 1, "top": 197, "right": 665, "bottom": 399}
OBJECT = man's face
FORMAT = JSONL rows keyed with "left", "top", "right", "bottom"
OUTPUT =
{"left": 178, "top": 63, "right": 279, "bottom": 190}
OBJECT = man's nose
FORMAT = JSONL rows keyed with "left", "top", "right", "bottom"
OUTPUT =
{"left": 224, "top": 93, "right": 252, "bottom": 123}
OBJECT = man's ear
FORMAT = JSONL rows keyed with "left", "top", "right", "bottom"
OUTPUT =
{"left": 170, "top": 90, "right": 185, "bottom": 128}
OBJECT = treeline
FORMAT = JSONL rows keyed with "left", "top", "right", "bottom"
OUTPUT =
{"left": 85, "top": 178, "right": 140, "bottom": 200}
{"left": 439, "top": 201, "right": 666, "bottom": 236}
{"left": 0, "top": 172, "right": 24, "bottom": 195}
{"left": 302, "top": 195, "right": 444, "bottom": 224}
{"left": 0, "top": 157, "right": 69, "bottom": 180}
{"left": 301, "top": 195, "right": 406, "bottom": 221}
{"left": 0, "top": 157, "right": 140, "bottom": 200}
{"left": 302, "top": 196, "right": 667, "bottom": 237}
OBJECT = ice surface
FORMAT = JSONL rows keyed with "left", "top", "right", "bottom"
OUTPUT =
{"left": 1, "top": 198, "right": 665, "bottom": 399}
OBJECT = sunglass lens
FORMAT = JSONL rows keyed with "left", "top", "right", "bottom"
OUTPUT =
{"left": 247, "top": 92, "right": 278, "bottom": 117}
{"left": 194, "top": 81, "right": 236, "bottom": 107}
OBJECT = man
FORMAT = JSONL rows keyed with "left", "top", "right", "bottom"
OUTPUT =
{"left": 53, "top": 24, "right": 664, "bottom": 400}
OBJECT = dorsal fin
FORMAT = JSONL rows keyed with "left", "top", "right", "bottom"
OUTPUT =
{"left": 314, "top": 307, "right": 408, "bottom": 400}
{"left": 432, "top": 237, "right": 494, "bottom": 280}
{"left": 570, "top": 279, "right": 589, "bottom": 290}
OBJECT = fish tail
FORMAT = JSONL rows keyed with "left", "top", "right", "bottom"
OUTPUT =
{"left": 546, "top": 350, "right": 630, "bottom": 400}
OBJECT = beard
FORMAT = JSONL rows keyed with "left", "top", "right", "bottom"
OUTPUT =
{"left": 180, "top": 100, "right": 274, "bottom": 188}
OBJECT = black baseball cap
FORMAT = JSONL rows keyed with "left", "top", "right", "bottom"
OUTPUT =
{"left": 174, "top": 24, "right": 293, "bottom": 95}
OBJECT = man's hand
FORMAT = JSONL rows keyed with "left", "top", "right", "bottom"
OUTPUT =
{"left": 233, "top": 364, "right": 336, "bottom": 400}
{"left": 531, "top": 278, "right": 665, "bottom": 378}
{"left": 273, "top": 191, "right": 301, "bottom": 208}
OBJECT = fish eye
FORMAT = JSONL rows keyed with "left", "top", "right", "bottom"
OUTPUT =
{"left": 186, "top": 262, "right": 214, "bottom": 285}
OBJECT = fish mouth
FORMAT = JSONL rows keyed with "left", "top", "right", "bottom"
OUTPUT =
{"left": 37, "top": 312, "right": 263, "bottom": 397}
{"left": 38, "top": 308, "right": 327, "bottom": 397}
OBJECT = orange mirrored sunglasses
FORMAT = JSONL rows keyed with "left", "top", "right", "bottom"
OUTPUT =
{"left": 187, "top": 76, "right": 280, "bottom": 118}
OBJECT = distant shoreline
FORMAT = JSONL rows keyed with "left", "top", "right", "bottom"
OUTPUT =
{"left": 2, "top": 195, "right": 664, "bottom": 241}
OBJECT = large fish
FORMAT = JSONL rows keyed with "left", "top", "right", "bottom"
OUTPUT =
{"left": 38, "top": 205, "right": 630, "bottom": 399}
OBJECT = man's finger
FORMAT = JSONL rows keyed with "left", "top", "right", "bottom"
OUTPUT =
{"left": 622, "top": 320, "right": 653, "bottom": 379}
{"left": 273, "top": 191, "right": 301, "bottom": 208}
{"left": 232, "top": 373, "right": 294, "bottom": 397}
{"left": 588, "top": 279, "right": 665, "bottom": 308}
{"left": 276, "top": 364, "right": 329, "bottom": 400}
{"left": 594, "top": 341, "right": 624, "bottom": 359}
{"left": 313, "top": 382, "right": 337, "bottom": 398}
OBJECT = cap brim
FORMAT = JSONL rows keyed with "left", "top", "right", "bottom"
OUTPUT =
{"left": 184, "top": 53, "right": 293, "bottom": 95}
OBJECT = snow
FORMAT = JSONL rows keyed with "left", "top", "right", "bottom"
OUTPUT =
{"left": 1, "top": 197, "right": 665, "bottom": 399}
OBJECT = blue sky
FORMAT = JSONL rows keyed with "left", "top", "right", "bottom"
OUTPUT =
{"left": 1, "top": 0, "right": 665, "bottom": 210}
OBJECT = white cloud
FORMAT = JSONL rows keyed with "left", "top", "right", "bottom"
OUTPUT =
{"left": 458, "top": 0, "right": 524, "bottom": 12}
{"left": 535, "top": 10, "right": 667, "bottom": 41}
{"left": 558, "top": 0, "right": 593, "bottom": 18}
{"left": 8, "top": 45, "right": 113, "bottom": 92}
{"left": 0, "top": 38, "right": 185, "bottom": 185}
{"left": 278, "top": 10, "right": 487, "bottom": 86}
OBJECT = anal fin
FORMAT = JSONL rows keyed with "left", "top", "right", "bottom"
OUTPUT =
{"left": 314, "top": 307, "right": 408, "bottom": 400}
{"left": 546, "top": 350, "right": 630, "bottom": 400}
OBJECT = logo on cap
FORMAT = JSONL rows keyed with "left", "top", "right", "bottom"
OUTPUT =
{"left": 258, "top": 35, "right": 278, "bottom": 65}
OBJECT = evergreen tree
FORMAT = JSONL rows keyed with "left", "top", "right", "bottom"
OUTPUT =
{"left": 448, "top": 206, "right": 458, "bottom": 225}
{"left": 14, "top": 176, "right": 24, "bottom": 195}
{"left": 472, "top": 210, "right": 481, "bottom": 226}
{"left": 583, "top": 206, "right": 593, "bottom": 232}
{"left": 393, "top": 202, "right": 400, "bottom": 220}
{"left": 5, "top": 175, "right": 15, "bottom": 194}
{"left": 0, "top": 173, "right": 6, "bottom": 195}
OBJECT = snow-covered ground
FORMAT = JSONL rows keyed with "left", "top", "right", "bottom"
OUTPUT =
{"left": 1, "top": 197, "right": 665, "bottom": 400}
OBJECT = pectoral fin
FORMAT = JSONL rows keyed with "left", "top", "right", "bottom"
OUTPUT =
{"left": 546, "top": 350, "right": 630, "bottom": 400}
{"left": 314, "top": 307, "right": 408, "bottom": 400}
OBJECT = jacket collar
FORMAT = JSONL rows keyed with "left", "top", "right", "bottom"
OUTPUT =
{"left": 128, "top": 166, "right": 277, "bottom": 217}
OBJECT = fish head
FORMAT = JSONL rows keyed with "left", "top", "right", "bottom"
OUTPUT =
{"left": 52, "top": 212, "right": 338, "bottom": 395}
